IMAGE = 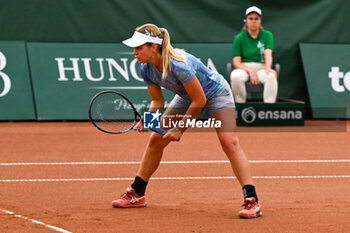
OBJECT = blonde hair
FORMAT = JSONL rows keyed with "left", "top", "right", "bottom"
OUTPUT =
{"left": 136, "top": 23, "right": 186, "bottom": 79}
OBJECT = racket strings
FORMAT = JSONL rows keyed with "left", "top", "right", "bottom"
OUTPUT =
{"left": 90, "top": 92, "right": 138, "bottom": 133}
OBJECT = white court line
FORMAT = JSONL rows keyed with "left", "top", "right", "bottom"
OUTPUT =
{"left": 1, "top": 175, "right": 350, "bottom": 183}
{"left": 0, "top": 208, "right": 72, "bottom": 233}
{"left": 1, "top": 159, "right": 350, "bottom": 166}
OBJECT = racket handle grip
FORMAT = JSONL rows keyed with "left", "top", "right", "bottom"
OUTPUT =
{"left": 151, "top": 128, "right": 181, "bottom": 142}
{"left": 152, "top": 128, "right": 167, "bottom": 135}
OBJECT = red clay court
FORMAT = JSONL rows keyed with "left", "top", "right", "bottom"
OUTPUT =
{"left": 1, "top": 121, "right": 350, "bottom": 232}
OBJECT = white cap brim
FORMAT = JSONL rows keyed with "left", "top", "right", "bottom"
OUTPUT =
{"left": 122, "top": 31, "right": 163, "bottom": 48}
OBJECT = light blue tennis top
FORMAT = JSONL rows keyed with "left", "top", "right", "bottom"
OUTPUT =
{"left": 140, "top": 51, "right": 226, "bottom": 102}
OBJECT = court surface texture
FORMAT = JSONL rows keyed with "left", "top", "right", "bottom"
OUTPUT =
{"left": 1, "top": 121, "right": 349, "bottom": 232}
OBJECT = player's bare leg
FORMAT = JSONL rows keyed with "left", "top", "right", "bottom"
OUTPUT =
{"left": 112, "top": 108, "right": 181, "bottom": 208}
{"left": 211, "top": 108, "right": 253, "bottom": 186}
{"left": 211, "top": 108, "right": 261, "bottom": 218}
{"left": 137, "top": 132, "right": 170, "bottom": 180}
{"left": 137, "top": 108, "right": 182, "bottom": 180}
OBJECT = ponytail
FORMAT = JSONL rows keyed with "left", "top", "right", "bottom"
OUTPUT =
{"left": 136, "top": 24, "right": 186, "bottom": 79}
{"left": 160, "top": 28, "right": 186, "bottom": 79}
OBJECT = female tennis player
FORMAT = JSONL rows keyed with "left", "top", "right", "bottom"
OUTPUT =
{"left": 112, "top": 23, "right": 262, "bottom": 218}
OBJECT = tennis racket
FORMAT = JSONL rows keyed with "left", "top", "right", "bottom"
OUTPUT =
{"left": 88, "top": 90, "right": 168, "bottom": 136}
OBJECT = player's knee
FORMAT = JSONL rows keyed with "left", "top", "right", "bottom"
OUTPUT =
{"left": 148, "top": 132, "right": 167, "bottom": 148}
{"left": 220, "top": 136, "right": 241, "bottom": 155}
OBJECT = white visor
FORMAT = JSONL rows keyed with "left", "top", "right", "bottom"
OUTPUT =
{"left": 122, "top": 31, "right": 163, "bottom": 47}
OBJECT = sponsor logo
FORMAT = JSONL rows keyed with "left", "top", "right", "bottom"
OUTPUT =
{"left": 241, "top": 107, "right": 303, "bottom": 123}
{"left": 258, "top": 110, "right": 303, "bottom": 120}
{"left": 55, "top": 57, "right": 143, "bottom": 83}
{"left": 328, "top": 66, "right": 350, "bottom": 92}
{"left": 0, "top": 52, "right": 11, "bottom": 97}
{"left": 113, "top": 98, "right": 172, "bottom": 113}
{"left": 130, "top": 196, "right": 144, "bottom": 203}
{"left": 54, "top": 55, "right": 218, "bottom": 90}
{"left": 241, "top": 107, "right": 257, "bottom": 123}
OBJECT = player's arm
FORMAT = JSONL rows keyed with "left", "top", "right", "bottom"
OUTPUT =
{"left": 164, "top": 76, "right": 206, "bottom": 141}
{"left": 135, "top": 84, "right": 164, "bottom": 131}
{"left": 182, "top": 76, "right": 207, "bottom": 121}
{"left": 147, "top": 84, "right": 165, "bottom": 112}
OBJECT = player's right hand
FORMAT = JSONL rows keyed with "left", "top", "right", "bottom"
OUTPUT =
{"left": 135, "top": 117, "right": 147, "bottom": 132}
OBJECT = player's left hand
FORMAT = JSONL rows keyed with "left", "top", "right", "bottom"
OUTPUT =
{"left": 163, "top": 128, "right": 182, "bottom": 141}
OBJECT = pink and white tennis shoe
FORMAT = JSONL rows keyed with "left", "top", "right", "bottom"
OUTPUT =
{"left": 238, "top": 197, "right": 262, "bottom": 218}
{"left": 112, "top": 188, "right": 147, "bottom": 208}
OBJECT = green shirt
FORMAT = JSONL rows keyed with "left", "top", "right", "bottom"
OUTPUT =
{"left": 232, "top": 30, "right": 274, "bottom": 63}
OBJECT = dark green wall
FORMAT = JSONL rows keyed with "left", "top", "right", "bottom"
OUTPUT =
{"left": 1, "top": 0, "right": 350, "bottom": 104}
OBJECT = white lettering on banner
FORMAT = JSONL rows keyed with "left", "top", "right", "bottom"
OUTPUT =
{"left": 56, "top": 57, "right": 141, "bottom": 83}
{"left": 56, "top": 58, "right": 82, "bottom": 81}
{"left": 129, "top": 59, "right": 143, "bottom": 81}
{"left": 82, "top": 58, "right": 104, "bottom": 81}
{"left": 55, "top": 57, "right": 218, "bottom": 85}
{"left": 328, "top": 66, "right": 350, "bottom": 92}
{"left": 113, "top": 98, "right": 171, "bottom": 112}
{"left": 106, "top": 58, "right": 129, "bottom": 81}
{"left": 113, "top": 98, "right": 147, "bottom": 113}
{"left": 0, "top": 52, "right": 11, "bottom": 97}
